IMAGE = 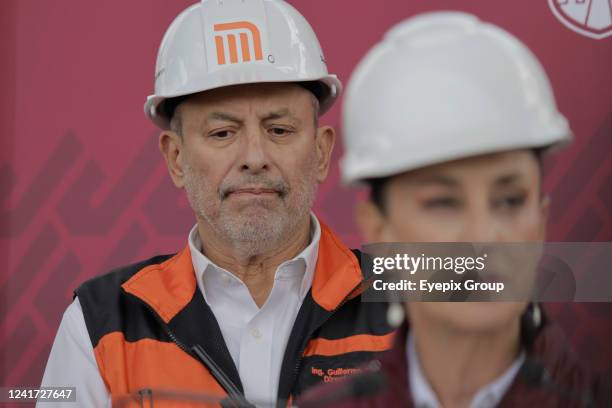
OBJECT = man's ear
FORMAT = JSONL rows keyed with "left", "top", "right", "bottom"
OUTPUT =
{"left": 356, "top": 200, "right": 386, "bottom": 243}
{"left": 159, "top": 131, "right": 186, "bottom": 188}
{"left": 539, "top": 194, "right": 550, "bottom": 241}
{"left": 314, "top": 125, "right": 335, "bottom": 182}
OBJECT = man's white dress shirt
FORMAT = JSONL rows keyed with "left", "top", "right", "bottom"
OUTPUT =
{"left": 39, "top": 215, "right": 320, "bottom": 407}
{"left": 407, "top": 333, "right": 525, "bottom": 408}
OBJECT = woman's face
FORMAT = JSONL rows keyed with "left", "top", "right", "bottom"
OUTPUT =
{"left": 357, "top": 149, "right": 548, "bottom": 333}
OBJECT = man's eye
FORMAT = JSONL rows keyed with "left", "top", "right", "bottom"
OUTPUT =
{"left": 268, "top": 127, "right": 292, "bottom": 137}
{"left": 210, "top": 130, "right": 233, "bottom": 139}
{"left": 424, "top": 197, "right": 460, "bottom": 209}
{"left": 494, "top": 194, "right": 527, "bottom": 210}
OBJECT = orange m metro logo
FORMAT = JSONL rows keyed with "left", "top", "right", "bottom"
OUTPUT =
{"left": 214, "top": 21, "right": 264, "bottom": 65}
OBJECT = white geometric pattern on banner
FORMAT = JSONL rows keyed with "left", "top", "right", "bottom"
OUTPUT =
{"left": 549, "top": 0, "right": 612, "bottom": 39}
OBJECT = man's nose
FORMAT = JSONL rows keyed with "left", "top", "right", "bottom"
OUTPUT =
{"left": 238, "top": 129, "right": 269, "bottom": 173}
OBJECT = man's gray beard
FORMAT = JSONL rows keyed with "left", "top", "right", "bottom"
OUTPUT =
{"left": 183, "top": 163, "right": 317, "bottom": 257}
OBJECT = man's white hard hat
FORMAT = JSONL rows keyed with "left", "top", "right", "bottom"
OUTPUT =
{"left": 341, "top": 12, "right": 572, "bottom": 185}
{"left": 145, "top": 0, "right": 342, "bottom": 130}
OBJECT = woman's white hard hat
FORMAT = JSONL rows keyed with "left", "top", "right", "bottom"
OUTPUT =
{"left": 341, "top": 12, "right": 572, "bottom": 185}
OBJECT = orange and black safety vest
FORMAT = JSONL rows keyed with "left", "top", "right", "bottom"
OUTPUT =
{"left": 76, "top": 222, "right": 393, "bottom": 407}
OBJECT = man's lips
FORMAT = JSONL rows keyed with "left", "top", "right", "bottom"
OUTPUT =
{"left": 227, "top": 188, "right": 279, "bottom": 197}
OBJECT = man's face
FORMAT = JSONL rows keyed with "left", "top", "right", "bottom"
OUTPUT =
{"left": 160, "top": 83, "right": 335, "bottom": 254}
{"left": 358, "top": 150, "right": 547, "bottom": 332}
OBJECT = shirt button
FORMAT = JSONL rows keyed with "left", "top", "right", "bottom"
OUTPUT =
{"left": 251, "top": 328, "right": 262, "bottom": 339}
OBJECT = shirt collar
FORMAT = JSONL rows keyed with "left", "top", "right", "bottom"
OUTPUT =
{"left": 188, "top": 212, "right": 320, "bottom": 301}
{"left": 407, "top": 332, "right": 525, "bottom": 408}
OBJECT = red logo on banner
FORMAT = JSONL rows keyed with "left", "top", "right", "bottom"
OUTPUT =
{"left": 548, "top": 0, "right": 612, "bottom": 39}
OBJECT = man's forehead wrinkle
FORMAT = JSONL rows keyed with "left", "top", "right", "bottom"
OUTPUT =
{"left": 181, "top": 86, "right": 313, "bottom": 133}
{"left": 208, "top": 111, "right": 244, "bottom": 124}
{"left": 261, "top": 107, "right": 295, "bottom": 120}
{"left": 204, "top": 106, "right": 298, "bottom": 124}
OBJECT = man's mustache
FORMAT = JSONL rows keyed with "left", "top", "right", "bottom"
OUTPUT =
{"left": 219, "top": 177, "right": 290, "bottom": 199}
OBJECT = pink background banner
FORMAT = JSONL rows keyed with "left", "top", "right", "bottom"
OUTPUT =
{"left": 1, "top": 0, "right": 611, "bottom": 393}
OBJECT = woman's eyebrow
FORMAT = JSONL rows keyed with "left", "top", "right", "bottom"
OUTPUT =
{"left": 414, "top": 174, "right": 459, "bottom": 187}
{"left": 494, "top": 173, "right": 523, "bottom": 186}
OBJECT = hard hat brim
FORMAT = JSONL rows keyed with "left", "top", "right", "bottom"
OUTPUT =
{"left": 144, "top": 75, "right": 341, "bottom": 130}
